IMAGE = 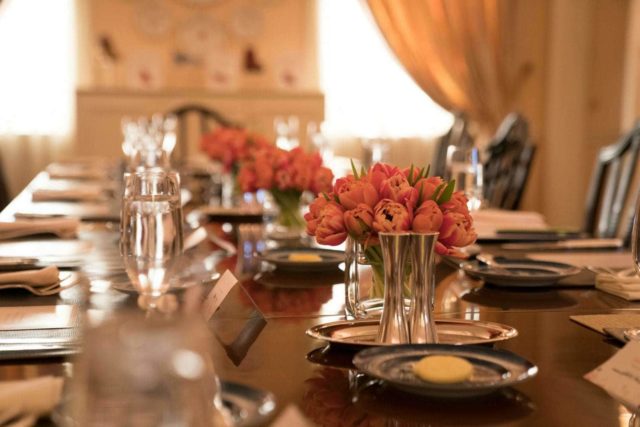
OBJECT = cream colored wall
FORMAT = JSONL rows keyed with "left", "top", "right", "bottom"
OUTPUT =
{"left": 514, "top": 0, "right": 629, "bottom": 228}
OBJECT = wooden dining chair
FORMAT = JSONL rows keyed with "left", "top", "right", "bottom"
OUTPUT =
{"left": 167, "top": 104, "right": 236, "bottom": 164}
{"left": 482, "top": 113, "right": 536, "bottom": 210}
{"left": 432, "top": 112, "right": 474, "bottom": 179}
{"left": 583, "top": 121, "right": 640, "bottom": 242}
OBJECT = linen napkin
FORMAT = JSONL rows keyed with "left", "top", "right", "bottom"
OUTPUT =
{"left": 0, "top": 218, "right": 79, "bottom": 240}
{"left": 594, "top": 268, "right": 640, "bottom": 301}
{"left": 570, "top": 313, "right": 640, "bottom": 334}
{"left": 471, "top": 209, "right": 548, "bottom": 238}
{"left": 0, "top": 376, "right": 64, "bottom": 417}
{"left": 46, "top": 164, "right": 107, "bottom": 180}
{"left": 31, "top": 187, "right": 105, "bottom": 202}
{"left": 0, "top": 266, "right": 59, "bottom": 287}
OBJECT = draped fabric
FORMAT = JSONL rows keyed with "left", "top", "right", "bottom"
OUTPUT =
{"left": 0, "top": 0, "right": 75, "bottom": 196}
{"left": 366, "top": 0, "right": 529, "bottom": 132}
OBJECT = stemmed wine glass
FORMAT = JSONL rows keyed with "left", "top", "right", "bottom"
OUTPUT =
{"left": 446, "top": 145, "right": 484, "bottom": 211}
{"left": 120, "top": 170, "right": 184, "bottom": 312}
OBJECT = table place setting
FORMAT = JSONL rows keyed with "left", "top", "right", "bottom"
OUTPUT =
{"left": 298, "top": 161, "right": 539, "bottom": 400}
{"left": 4, "top": 121, "right": 640, "bottom": 425}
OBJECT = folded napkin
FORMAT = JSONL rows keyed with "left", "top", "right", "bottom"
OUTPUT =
{"left": 32, "top": 187, "right": 105, "bottom": 202}
{"left": 571, "top": 313, "right": 640, "bottom": 334}
{"left": 471, "top": 209, "right": 548, "bottom": 238}
{"left": 46, "top": 164, "right": 107, "bottom": 180}
{"left": 0, "top": 376, "right": 64, "bottom": 417}
{"left": 595, "top": 268, "right": 640, "bottom": 300}
{"left": 0, "top": 218, "right": 79, "bottom": 240}
{"left": 0, "top": 266, "right": 59, "bottom": 286}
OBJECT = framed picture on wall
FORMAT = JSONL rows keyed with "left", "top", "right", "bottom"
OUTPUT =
{"left": 126, "top": 51, "right": 165, "bottom": 90}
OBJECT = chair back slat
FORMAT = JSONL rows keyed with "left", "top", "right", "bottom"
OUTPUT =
{"left": 583, "top": 122, "right": 640, "bottom": 240}
{"left": 433, "top": 113, "right": 473, "bottom": 179}
{"left": 483, "top": 113, "right": 536, "bottom": 210}
{"left": 167, "top": 104, "right": 236, "bottom": 164}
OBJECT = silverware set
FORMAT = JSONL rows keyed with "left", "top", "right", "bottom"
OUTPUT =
{"left": 0, "top": 269, "right": 79, "bottom": 296}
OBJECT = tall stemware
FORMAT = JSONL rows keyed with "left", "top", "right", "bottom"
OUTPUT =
{"left": 120, "top": 170, "right": 184, "bottom": 311}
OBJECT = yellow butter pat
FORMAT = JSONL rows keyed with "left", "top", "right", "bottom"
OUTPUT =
{"left": 413, "top": 355, "right": 473, "bottom": 384}
{"left": 287, "top": 253, "right": 322, "bottom": 262}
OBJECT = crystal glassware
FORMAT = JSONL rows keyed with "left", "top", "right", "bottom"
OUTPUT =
{"left": 120, "top": 170, "right": 184, "bottom": 311}
{"left": 446, "top": 145, "right": 484, "bottom": 211}
{"left": 69, "top": 312, "right": 229, "bottom": 426}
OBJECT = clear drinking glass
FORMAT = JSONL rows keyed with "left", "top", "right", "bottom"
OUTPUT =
{"left": 446, "top": 145, "right": 484, "bottom": 211}
{"left": 120, "top": 170, "right": 184, "bottom": 310}
{"left": 68, "top": 313, "right": 229, "bottom": 426}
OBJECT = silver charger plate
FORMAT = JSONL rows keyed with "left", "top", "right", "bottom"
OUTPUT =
{"left": 306, "top": 318, "right": 518, "bottom": 347}
{"left": 460, "top": 258, "right": 582, "bottom": 287}
{"left": 259, "top": 248, "right": 344, "bottom": 272}
{"left": 353, "top": 344, "right": 538, "bottom": 398}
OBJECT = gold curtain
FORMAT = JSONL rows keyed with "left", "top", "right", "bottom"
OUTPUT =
{"left": 367, "top": 0, "right": 528, "bottom": 132}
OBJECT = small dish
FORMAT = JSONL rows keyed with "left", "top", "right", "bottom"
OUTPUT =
{"left": 258, "top": 248, "right": 344, "bottom": 272}
{"left": 221, "top": 381, "right": 276, "bottom": 427}
{"left": 353, "top": 344, "right": 538, "bottom": 398}
{"left": 460, "top": 257, "right": 582, "bottom": 287}
{"left": 306, "top": 318, "right": 518, "bottom": 347}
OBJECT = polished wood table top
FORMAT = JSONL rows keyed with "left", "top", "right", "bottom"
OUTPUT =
{"left": 1, "top": 170, "right": 639, "bottom": 426}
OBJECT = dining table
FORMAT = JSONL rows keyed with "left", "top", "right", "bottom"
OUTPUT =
{"left": 0, "top": 164, "right": 639, "bottom": 427}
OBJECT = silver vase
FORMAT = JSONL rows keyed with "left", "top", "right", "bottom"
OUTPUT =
{"left": 409, "top": 232, "right": 439, "bottom": 344}
{"left": 377, "top": 232, "right": 411, "bottom": 344}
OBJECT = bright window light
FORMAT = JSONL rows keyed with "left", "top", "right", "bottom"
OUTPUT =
{"left": 0, "top": 0, "right": 75, "bottom": 136}
{"left": 318, "top": 0, "right": 453, "bottom": 139}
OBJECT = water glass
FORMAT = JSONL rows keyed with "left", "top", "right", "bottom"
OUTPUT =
{"left": 446, "top": 146, "right": 484, "bottom": 211}
{"left": 121, "top": 170, "right": 184, "bottom": 307}
{"left": 69, "top": 313, "right": 228, "bottom": 426}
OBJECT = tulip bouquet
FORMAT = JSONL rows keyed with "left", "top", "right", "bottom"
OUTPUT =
{"left": 200, "top": 127, "right": 270, "bottom": 174}
{"left": 237, "top": 146, "right": 334, "bottom": 228}
{"left": 305, "top": 162, "right": 477, "bottom": 302}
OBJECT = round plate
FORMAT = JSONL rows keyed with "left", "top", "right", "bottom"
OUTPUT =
{"left": 306, "top": 318, "right": 518, "bottom": 347}
{"left": 259, "top": 248, "right": 344, "bottom": 272}
{"left": 353, "top": 344, "right": 538, "bottom": 398}
{"left": 221, "top": 381, "right": 276, "bottom": 427}
{"left": 461, "top": 258, "right": 582, "bottom": 287}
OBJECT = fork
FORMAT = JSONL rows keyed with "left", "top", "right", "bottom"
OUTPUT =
{"left": 0, "top": 282, "right": 63, "bottom": 296}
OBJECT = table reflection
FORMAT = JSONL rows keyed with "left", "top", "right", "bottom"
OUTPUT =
{"left": 302, "top": 366, "right": 535, "bottom": 426}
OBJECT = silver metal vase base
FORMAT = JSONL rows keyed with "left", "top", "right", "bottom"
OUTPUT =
{"left": 376, "top": 232, "right": 439, "bottom": 345}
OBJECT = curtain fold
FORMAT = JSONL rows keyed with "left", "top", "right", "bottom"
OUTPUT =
{"left": 366, "top": 0, "right": 528, "bottom": 132}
